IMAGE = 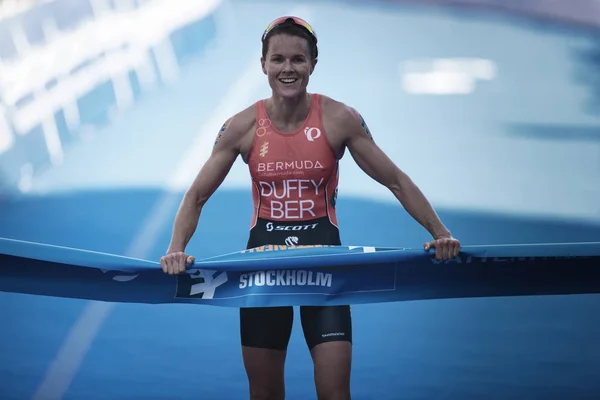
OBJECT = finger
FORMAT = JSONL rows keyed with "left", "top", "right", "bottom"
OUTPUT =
{"left": 452, "top": 241, "right": 460, "bottom": 257}
{"left": 169, "top": 258, "right": 179, "bottom": 275}
{"left": 438, "top": 242, "right": 447, "bottom": 260}
{"left": 448, "top": 241, "right": 456, "bottom": 259}
{"left": 171, "top": 254, "right": 181, "bottom": 275}
{"left": 424, "top": 241, "right": 435, "bottom": 251}
{"left": 173, "top": 255, "right": 182, "bottom": 274}
{"left": 186, "top": 256, "right": 195, "bottom": 265}
{"left": 436, "top": 244, "right": 442, "bottom": 260}
{"left": 180, "top": 254, "right": 190, "bottom": 273}
{"left": 443, "top": 241, "right": 452, "bottom": 260}
{"left": 160, "top": 257, "right": 167, "bottom": 274}
{"left": 173, "top": 254, "right": 184, "bottom": 275}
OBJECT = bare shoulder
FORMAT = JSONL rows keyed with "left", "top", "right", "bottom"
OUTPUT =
{"left": 320, "top": 94, "right": 374, "bottom": 145}
{"left": 321, "top": 95, "right": 357, "bottom": 126}
{"left": 213, "top": 103, "right": 257, "bottom": 151}
{"left": 230, "top": 103, "right": 257, "bottom": 132}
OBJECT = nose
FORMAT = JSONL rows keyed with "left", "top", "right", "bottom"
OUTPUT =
{"left": 282, "top": 59, "right": 294, "bottom": 72}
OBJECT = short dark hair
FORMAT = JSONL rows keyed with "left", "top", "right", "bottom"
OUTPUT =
{"left": 261, "top": 19, "right": 318, "bottom": 61}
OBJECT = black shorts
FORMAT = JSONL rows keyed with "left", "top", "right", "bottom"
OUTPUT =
{"left": 240, "top": 217, "right": 352, "bottom": 351}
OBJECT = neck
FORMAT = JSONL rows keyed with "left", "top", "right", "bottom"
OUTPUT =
{"left": 267, "top": 92, "right": 311, "bottom": 127}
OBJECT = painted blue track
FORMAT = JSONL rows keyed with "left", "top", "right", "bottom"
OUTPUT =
{"left": 1, "top": 0, "right": 600, "bottom": 399}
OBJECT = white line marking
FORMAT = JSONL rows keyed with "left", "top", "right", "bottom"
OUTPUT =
{"left": 152, "top": 38, "right": 180, "bottom": 84}
{"left": 0, "top": 102, "right": 15, "bottom": 154}
{"left": 31, "top": 6, "right": 311, "bottom": 399}
{"left": 41, "top": 116, "right": 64, "bottom": 166}
{"left": 31, "top": 301, "right": 114, "bottom": 400}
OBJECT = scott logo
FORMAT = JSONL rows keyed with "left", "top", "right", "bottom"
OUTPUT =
{"left": 266, "top": 222, "right": 319, "bottom": 232}
{"left": 304, "top": 127, "right": 321, "bottom": 142}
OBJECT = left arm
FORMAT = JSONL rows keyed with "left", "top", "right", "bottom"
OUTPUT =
{"left": 342, "top": 108, "right": 452, "bottom": 241}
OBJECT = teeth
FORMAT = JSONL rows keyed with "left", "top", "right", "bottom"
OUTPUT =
{"left": 280, "top": 78, "right": 297, "bottom": 83}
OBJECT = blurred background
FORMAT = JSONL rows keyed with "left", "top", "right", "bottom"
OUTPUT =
{"left": 0, "top": 0, "right": 599, "bottom": 399}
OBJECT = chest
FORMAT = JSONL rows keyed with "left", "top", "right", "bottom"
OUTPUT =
{"left": 241, "top": 114, "right": 345, "bottom": 163}
{"left": 251, "top": 129, "right": 334, "bottom": 175}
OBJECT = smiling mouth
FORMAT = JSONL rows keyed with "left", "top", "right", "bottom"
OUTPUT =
{"left": 279, "top": 78, "right": 298, "bottom": 85}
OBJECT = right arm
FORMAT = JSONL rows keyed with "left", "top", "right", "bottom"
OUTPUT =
{"left": 166, "top": 118, "right": 242, "bottom": 256}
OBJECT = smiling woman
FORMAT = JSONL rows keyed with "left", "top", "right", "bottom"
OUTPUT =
{"left": 3, "top": 1, "right": 600, "bottom": 400}
{"left": 160, "top": 15, "right": 460, "bottom": 400}
{"left": 260, "top": 16, "right": 319, "bottom": 105}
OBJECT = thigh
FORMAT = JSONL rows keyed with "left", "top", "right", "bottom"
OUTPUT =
{"left": 300, "top": 305, "right": 352, "bottom": 350}
{"left": 240, "top": 307, "right": 294, "bottom": 400}
{"left": 240, "top": 306, "right": 294, "bottom": 350}
{"left": 300, "top": 306, "right": 353, "bottom": 399}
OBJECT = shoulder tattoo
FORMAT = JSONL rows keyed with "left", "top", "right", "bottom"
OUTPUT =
{"left": 358, "top": 113, "right": 374, "bottom": 142}
{"left": 214, "top": 119, "right": 230, "bottom": 146}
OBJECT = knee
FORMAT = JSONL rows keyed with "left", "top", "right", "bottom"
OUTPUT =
{"left": 315, "top": 389, "right": 351, "bottom": 400}
{"left": 249, "top": 386, "right": 285, "bottom": 400}
{"left": 314, "top": 369, "right": 351, "bottom": 399}
{"left": 311, "top": 341, "right": 352, "bottom": 400}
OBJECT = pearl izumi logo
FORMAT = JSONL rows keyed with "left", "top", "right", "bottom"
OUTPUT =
{"left": 304, "top": 127, "right": 321, "bottom": 141}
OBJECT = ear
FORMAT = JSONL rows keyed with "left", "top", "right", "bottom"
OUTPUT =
{"left": 261, "top": 57, "right": 267, "bottom": 75}
{"left": 310, "top": 58, "right": 318, "bottom": 75}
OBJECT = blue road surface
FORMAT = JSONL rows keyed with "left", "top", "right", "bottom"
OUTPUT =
{"left": 1, "top": 0, "right": 600, "bottom": 399}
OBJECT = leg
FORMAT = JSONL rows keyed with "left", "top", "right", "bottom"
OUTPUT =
{"left": 301, "top": 305, "right": 353, "bottom": 400}
{"left": 240, "top": 306, "right": 294, "bottom": 400}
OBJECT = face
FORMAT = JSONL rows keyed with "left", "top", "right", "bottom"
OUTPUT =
{"left": 261, "top": 33, "right": 316, "bottom": 99}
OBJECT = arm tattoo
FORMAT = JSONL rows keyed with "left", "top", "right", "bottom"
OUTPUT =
{"left": 214, "top": 120, "right": 229, "bottom": 146}
{"left": 359, "top": 114, "right": 374, "bottom": 142}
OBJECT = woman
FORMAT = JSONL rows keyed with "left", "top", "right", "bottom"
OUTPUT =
{"left": 160, "top": 16, "right": 460, "bottom": 400}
